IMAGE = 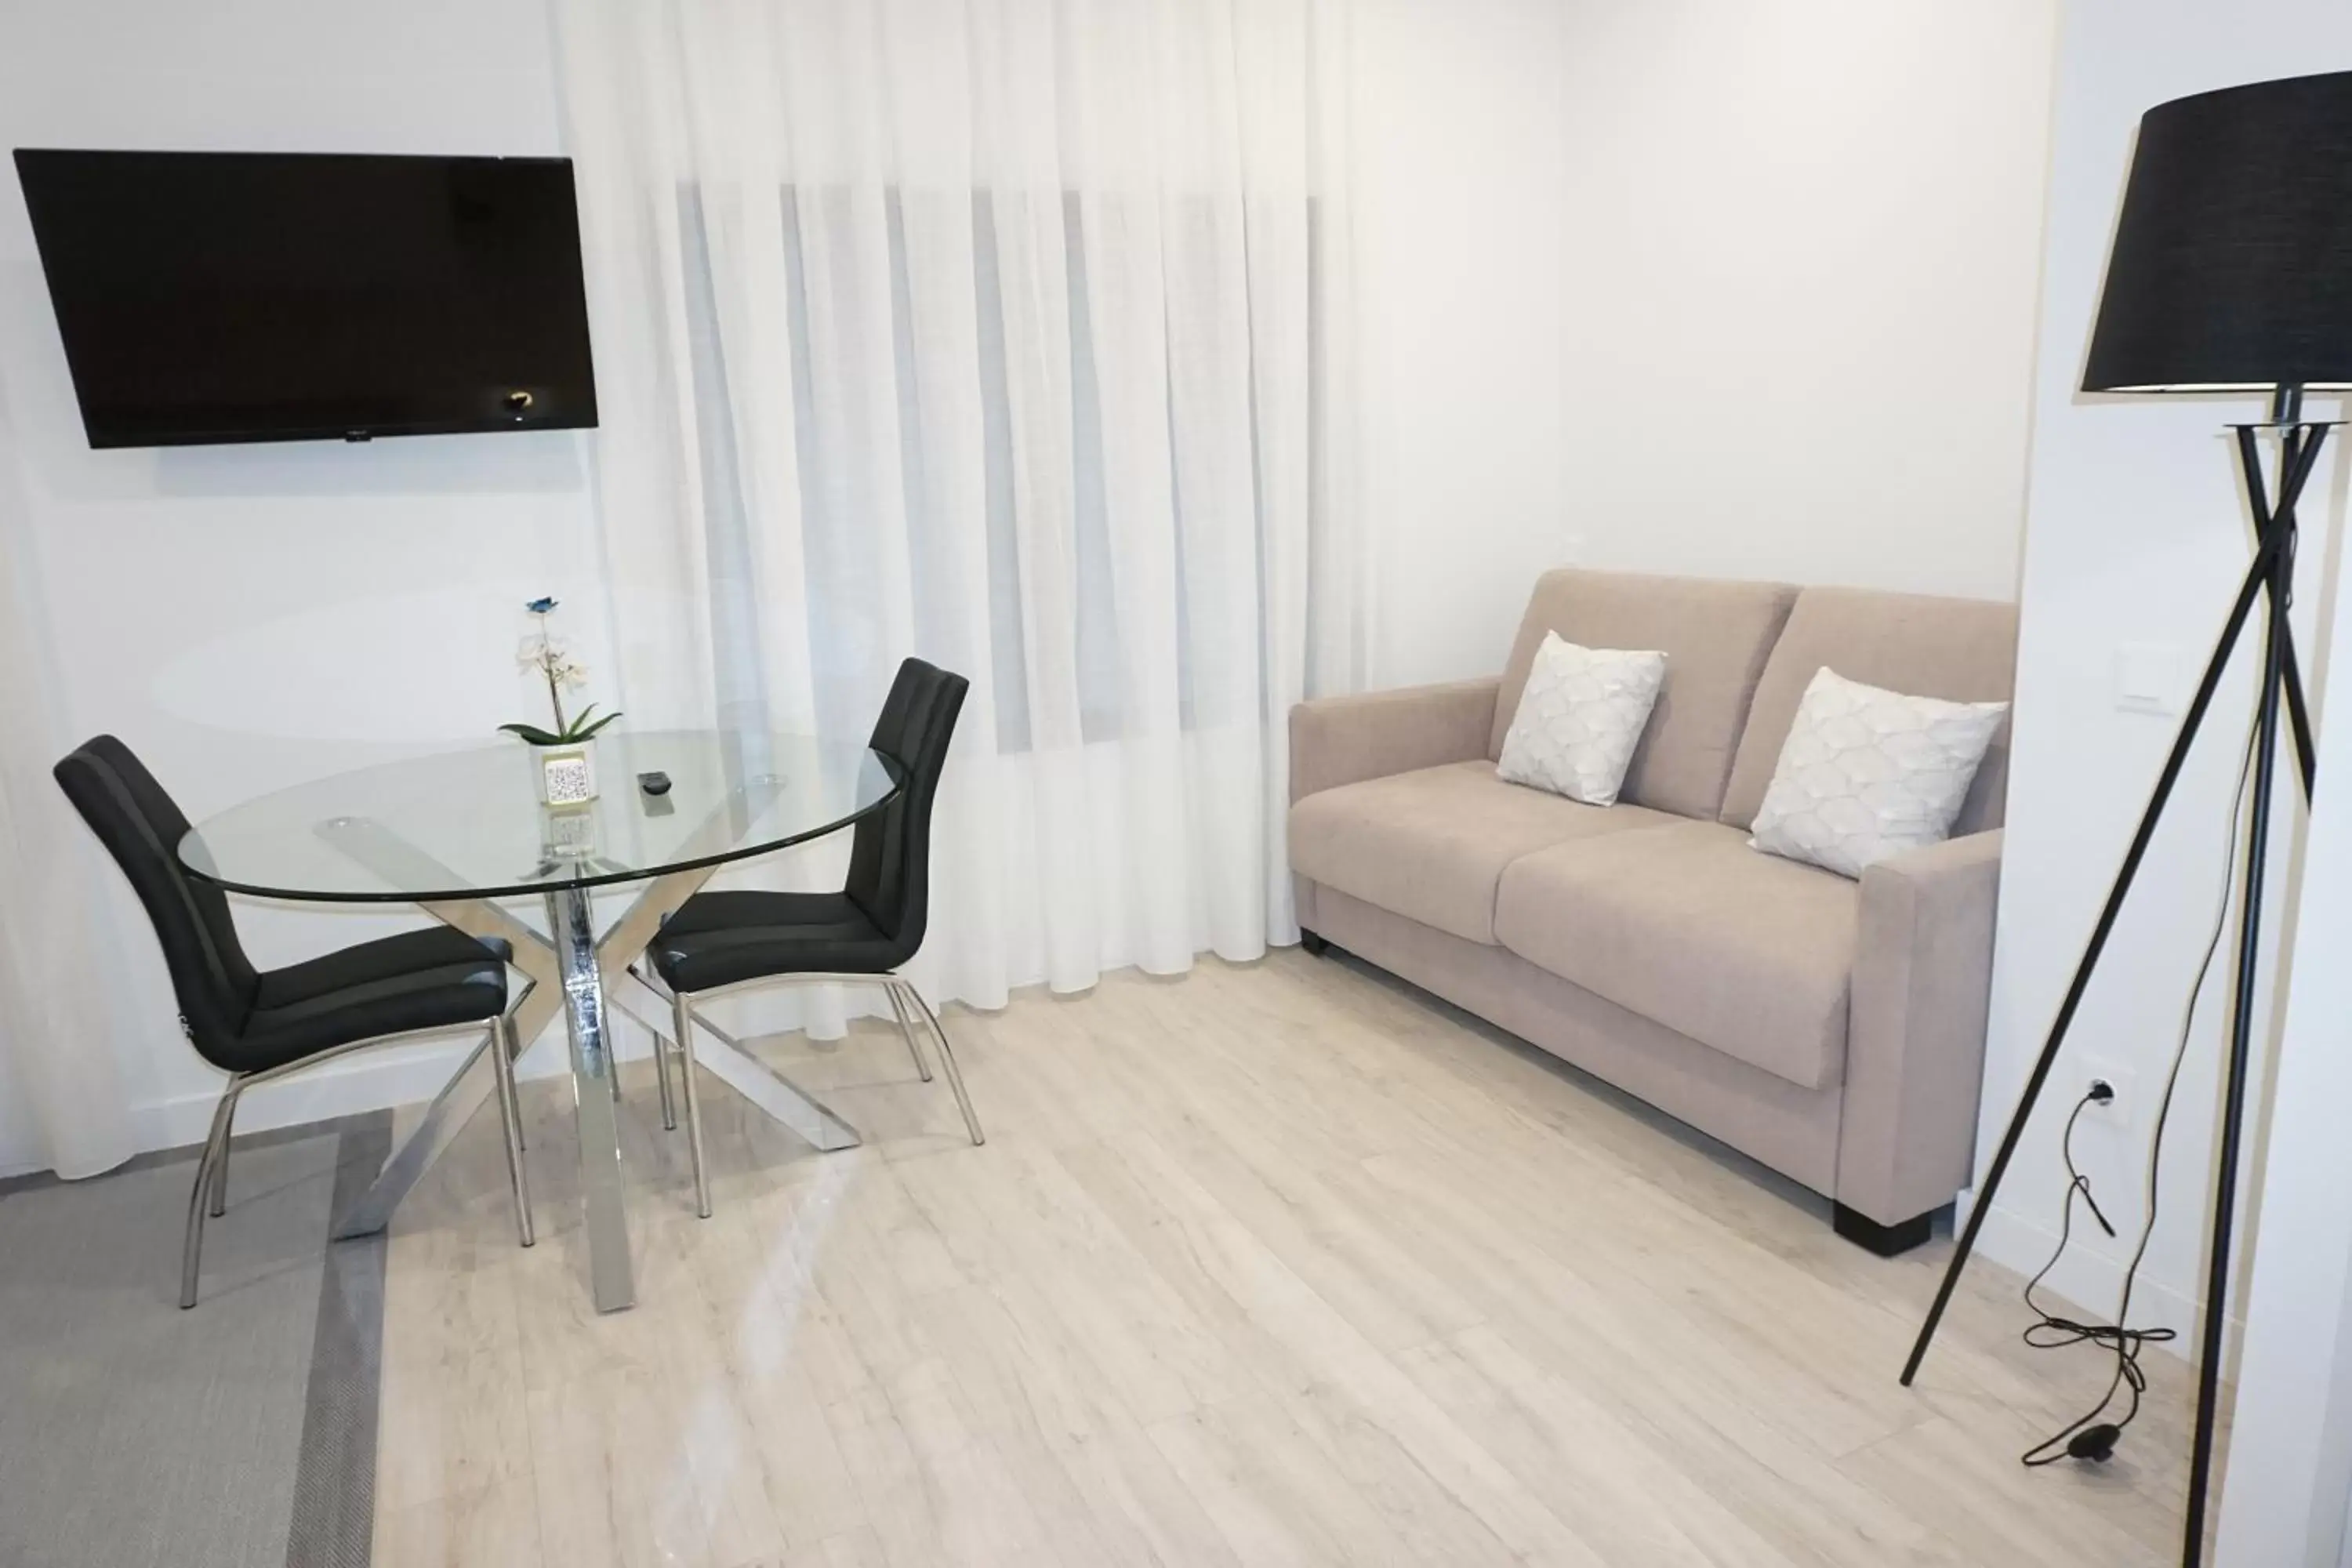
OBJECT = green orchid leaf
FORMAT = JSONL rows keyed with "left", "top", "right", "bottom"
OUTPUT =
{"left": 572, "top": 710, "right": 624, "bottom": 742}
{"left": 499, "top": 722, "right": 565, "bottom": 746}
{"left": 560, "top": 703, "right": 599, "bottom": 740}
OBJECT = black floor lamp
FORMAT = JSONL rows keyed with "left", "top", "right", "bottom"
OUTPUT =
{"left": 1898, "top": 69, "right": 2352, "bottom": 1568}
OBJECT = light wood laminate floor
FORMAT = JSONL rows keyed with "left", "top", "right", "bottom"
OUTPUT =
{"left": 371, "top": 949, "right": 2201, "bottom": 1566}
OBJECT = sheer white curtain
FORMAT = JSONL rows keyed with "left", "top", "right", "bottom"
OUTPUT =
{"left": 555, "top": 0, "right": 1366, "bottom": 1009}
{"left": 0, "top": 387, "right": 132, "bottom": 1178}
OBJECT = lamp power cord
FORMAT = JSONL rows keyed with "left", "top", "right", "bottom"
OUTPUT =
{"left": 2020, "top": 706, "right": 2260, "bottom": 1468}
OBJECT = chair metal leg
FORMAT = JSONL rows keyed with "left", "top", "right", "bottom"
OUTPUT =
{"left": 488, "top": 1015, "right": 535, "bottom": 1247}
{"left": 182, "top": 1087, "right": 239, "bottom": 1308}
{"left": 671, "top": 990, "right": 713, "bottom": 1218}
{"left": 898, "top": 982, "right": 984, "bottom": 1147}
{"left": 884, "top": 979, "right": 933, "bottom": 1082}
{"left": 652, "top": 1016, "right": 678, "bottom": 1131}
{"left": 208, "top": 1078, "right": 245, "bottom": 1218}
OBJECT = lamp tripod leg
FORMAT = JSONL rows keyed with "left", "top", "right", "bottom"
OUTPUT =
{"left": 2259, "top": 409, "right": 2324, "bottom": 801}
{"left": 1900, "top": 515, "right": 2283, "bottom": 1387}
{"left": 2172, "top": 417, "right": 2332, "bottom": 1566}
{"left": 2180, "top": 495, "right": 2295, "bottom": 1568}
{"left": 2282, "top": 633, "right": 2316, "bottom": 797}
{"left": 1902, "top": 419, "right": 2331, "bottom": 1393}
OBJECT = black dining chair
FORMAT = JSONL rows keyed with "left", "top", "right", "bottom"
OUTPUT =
{"left": 648, "top": 659, "right": 984, "bottom": 1217}
{"left": 54, "top": 736, "right": 535, "bottom": 1307}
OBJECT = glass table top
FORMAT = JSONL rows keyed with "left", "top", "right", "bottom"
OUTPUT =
{"left": 179, "top": 729, "right": 900, "bottom": 902}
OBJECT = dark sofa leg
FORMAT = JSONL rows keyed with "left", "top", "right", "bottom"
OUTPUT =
{"left": 1300, "top": 929, "right": 1330, "bottom": 957}
{"left": 1834, "top": 1203, "right": 1936, "bottom": 1258}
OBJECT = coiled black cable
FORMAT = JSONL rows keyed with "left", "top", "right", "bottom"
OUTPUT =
{"left": 2020, "top": 708, "right": 2257, "bottom": 1468}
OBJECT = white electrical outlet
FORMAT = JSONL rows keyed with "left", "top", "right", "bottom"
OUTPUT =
{"left": 2080, "top": 1054, "right": 2138, "bottom": 1127}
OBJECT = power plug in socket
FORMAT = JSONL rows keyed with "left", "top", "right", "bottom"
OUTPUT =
{"left": 2081, "top": 1055, "right": 2137, "bottom": 1127}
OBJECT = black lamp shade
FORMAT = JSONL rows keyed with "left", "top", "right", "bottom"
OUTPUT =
{"left": 2083, "top": 70, "right": 2352, "bottom": 394}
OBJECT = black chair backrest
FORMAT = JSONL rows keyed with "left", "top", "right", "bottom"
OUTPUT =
{"left": 54, "top": 736, "right": 258, "bottom": 1065}
{"left": 846, "top": 659, "right": 967, "bottom": 955}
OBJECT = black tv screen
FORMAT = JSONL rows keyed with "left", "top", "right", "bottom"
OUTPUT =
{"left": 13, "top": 149, "right": 598, "bottom": 448}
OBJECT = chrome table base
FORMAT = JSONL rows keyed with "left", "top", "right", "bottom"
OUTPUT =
{"left": 547, "top": 884, "right": 634, "bottom": 1312}
{"left": 318, "top": 819, "right": 863, "bottom": 1314}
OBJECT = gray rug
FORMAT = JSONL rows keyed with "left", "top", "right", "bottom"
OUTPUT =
{"left": 0, "top": 1115, "right": 389, "bottom": 1568}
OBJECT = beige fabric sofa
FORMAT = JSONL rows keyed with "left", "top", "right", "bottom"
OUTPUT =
{"left": 1289, "top": 569, "right": 2017, "bottom": 1254}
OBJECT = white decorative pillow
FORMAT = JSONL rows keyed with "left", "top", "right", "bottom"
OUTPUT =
{"left": 1496, "top": 633, "right": 1668, "bottom": 807}
{"left": 1748, "top": 667, "right": 2009, "bottom": 879}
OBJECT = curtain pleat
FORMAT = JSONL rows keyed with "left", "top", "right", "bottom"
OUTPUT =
{"left": 557, "top": 0, "right": 1365, "bottom": 1012}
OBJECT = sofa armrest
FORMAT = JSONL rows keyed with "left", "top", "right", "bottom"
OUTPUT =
{"left": 1836, "top": 829, "right": 2004, "bottom": 1227}
{"left": 1289, "top": 678, "right": 1501, "bottom": 803}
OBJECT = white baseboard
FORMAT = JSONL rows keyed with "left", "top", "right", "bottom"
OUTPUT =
{"left": 0, "top": 980, "right": 898, "bottom": 1172}
{"left": 114, "top": 986, "right": 887, "bottom": 1156}
{"left": 1972, "top": 1198, "right": 2243, "bottom": 1369}
{"left": 122, "top": 1026, "right": 641, "bottom": 1154}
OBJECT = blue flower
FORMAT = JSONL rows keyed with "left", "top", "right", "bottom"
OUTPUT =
{"left": 526, "top": 596, "right": 558, "bottom": 615}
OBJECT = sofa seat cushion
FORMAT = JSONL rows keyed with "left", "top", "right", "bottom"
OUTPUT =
{"left": 1290, "top": 759, "right": 1681, "bottom": 946}
{"left": 1494, "top": 820, "right": 1858, "bottom": 1088}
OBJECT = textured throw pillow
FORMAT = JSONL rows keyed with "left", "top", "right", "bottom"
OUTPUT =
{"left": 1748, "top": 666, "right": 2009, "bottom": 879}
{"left": 1495, "top": 633, "right": 1668, "bottom": 807}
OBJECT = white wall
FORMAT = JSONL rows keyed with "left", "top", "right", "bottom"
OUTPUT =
{"left": 0, "top": 0, "right": 1598, "bottom": 1169}
{"left": 2220, "top": 613, "right": 2352, "bottom": 1563}
{"left": 0, "top": 0, "right": 2109, "bottom": 1177}
{"left": 1356, "top": 0, "right": 2058, "bottom": 691}
{"left": 0, "top": 379, "right": 52, "bottom": 1170}
{"left": 1355, "top": 0, "right": 1572, "bottom": 686}
{"left": 0, "top": 0, "right": 611, "bottom": 1163}
{"left": 1554, "top": 0, "right": 2055, "bottom": 604}
{"left": 1973, "top": 0, "right": 2352, "bottom": 1360}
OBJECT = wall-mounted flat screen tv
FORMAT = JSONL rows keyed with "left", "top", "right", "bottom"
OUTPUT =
{"left": 13, "top": 149, "right": 598, "bottom": 448}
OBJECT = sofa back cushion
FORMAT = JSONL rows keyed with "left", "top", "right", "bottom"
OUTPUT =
{"left": 1491, "top": 571, "right": 1798, "bottom": 821}
{"left": 1720, "top": 586, "right": 2020, "bottom": 834}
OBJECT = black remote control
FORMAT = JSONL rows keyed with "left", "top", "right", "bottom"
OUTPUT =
{"left": 638, "top": 771, "right": 672, "bottom": 796}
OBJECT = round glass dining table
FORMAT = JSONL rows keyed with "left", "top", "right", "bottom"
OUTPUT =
{"left": 178, "top": 730, "right": 901, "bottom": 1312}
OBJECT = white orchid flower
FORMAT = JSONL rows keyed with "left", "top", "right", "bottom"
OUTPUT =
{"left": 503, "top": 597, "right": 619, "bottom": 746}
